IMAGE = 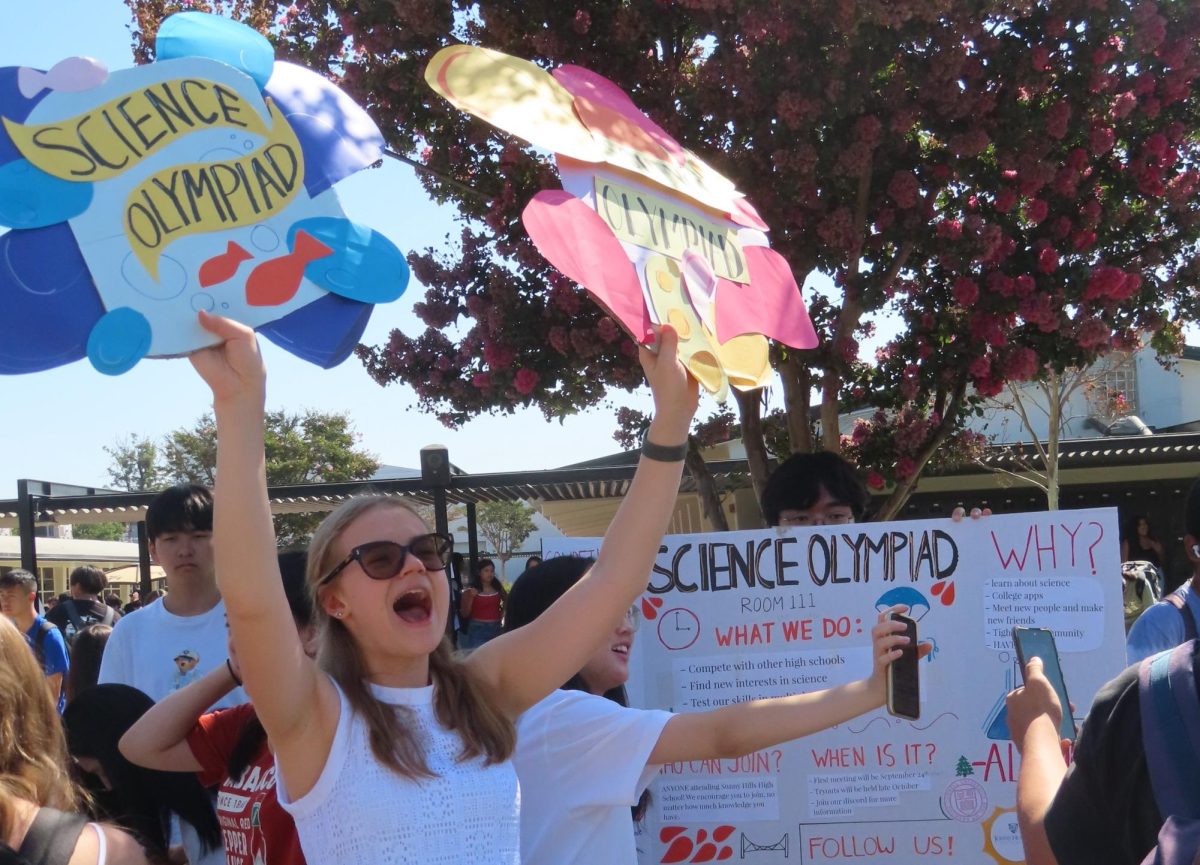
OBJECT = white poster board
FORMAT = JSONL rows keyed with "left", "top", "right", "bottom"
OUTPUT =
{"left": 543, "top": 508, "right": 1126, "bottom": 865}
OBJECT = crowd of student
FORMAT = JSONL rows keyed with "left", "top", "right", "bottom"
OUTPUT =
{"left": 0, "top": 312, "right": 1197, "bottom": 865}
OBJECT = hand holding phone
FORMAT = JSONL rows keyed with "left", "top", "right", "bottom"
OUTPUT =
{"left": 1012, "top": 626, "right": 1075, "bottom": 741}
{"left": 886, "top": 612, "right": 920, "bottom": 720}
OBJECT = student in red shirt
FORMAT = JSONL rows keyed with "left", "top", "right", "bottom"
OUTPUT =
{"left": 119, "top": 551, "right": 313, "bottom": 865}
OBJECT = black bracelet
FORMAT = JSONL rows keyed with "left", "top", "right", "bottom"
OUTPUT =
{"left": 641, "top": 439, "right": 688, "bottom": 462}
{"left": 226, "top": 658, "right": 242, "bottom": 687}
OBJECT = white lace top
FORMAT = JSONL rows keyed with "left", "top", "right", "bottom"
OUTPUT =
{"left": 277, "top": 679, "right": 520, "bottom": 865}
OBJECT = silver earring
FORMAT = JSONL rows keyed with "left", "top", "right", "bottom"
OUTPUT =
{"left": 334, "top": 611, "right": 344, "bottom": 619}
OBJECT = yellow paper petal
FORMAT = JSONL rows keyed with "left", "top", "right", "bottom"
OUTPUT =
{"left": 425, "top": 45, "right": 604, "bottom": 163}
{"left": 719, "top": 333, "right": 773, "bottom": 390}
{"left": 644, "top": 254, "right": 729, "bottom": 402}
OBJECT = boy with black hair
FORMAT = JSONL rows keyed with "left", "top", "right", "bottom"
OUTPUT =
{"left": 99, "top": 484, "right": 244, "bottom": 709}
{"left": 98, "top": 484, "right": 241, "bottom": 865}
{"left": 1127, "top": 475, "right": 1200, "bottom": 663}
{"left": 47, "top": 565, "right": 119, "bottom": 644}
{"left": 759, "top": 451, "right": 871, "bottom": 527}
{"left": 0, "top": 568, "right": 69, "bottom": 712}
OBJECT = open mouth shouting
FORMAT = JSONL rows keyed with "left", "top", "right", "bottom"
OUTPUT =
{"left": 393, "top": 588, "right": 433, "bottom": 625}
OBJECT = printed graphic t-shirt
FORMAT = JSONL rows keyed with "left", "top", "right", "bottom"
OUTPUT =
{"left": 98, "top": 599, "right": 245, "bottom": 707}
{"left": 514, "top": 689, "right": 673, "bottom": 865}
{"left": 188, "top": 704, "right": 305, "bottom": 865}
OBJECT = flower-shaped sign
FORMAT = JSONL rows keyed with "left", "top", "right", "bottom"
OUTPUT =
{"left": 426, "top": 45, "right": 817, "bottom": 401}
{"left": 0, "top": 12, "right": 408, "bottom": 375}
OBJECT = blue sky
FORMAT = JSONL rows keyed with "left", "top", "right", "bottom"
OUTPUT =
{"left": 0, "top": 1, "right": 661, "bottom": 494}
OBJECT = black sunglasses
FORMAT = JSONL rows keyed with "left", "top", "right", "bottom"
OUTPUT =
{"left": 320, "top": 534, "right": 454, "bottom": 585}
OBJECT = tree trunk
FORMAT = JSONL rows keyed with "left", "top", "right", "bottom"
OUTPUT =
{"left": 734, "top": 388, "right": 772, "bottom": 507}
{"left": 779, "top": 351, "right": 813, "bottom": 453}
{"left": 872, "top": 384, "right": 967, "bottom": 521}
{"left": 685, "top": 437, "right": 729, "bottom": 532}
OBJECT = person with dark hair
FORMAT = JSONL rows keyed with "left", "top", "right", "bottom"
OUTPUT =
{"left": 503, "top": 556, "right": 921, "bottom": 865}
{"left": 459, "top": 558, "right": 507, "bottom": 650}
{"left": 99, "top": 484, "right": 244, "bottom": 708}
{"left": 120, "top": 551, "right": 314, "bottom": 865}
{"left": 525, "top": 556, "right": 542, "bottom": 570}
{"left": 0, "top": 617, "right": 153, "bottom": 865}
{"left": 0, "top": 569, "right": 69, "bottom": 714}
{"left": 64, "top": 685, "right": 222, "bottom": 864}
{"left": 759, "top": 451, "right": 871, "bottom": 527}
{"left": 1007, "top": 643, "right": 1200, "bottom": 865}
{"left": 47, "top": 566, "right": 119, "bottom": 646}
{"left": 1127, "top": 477, "right": 1200, "bottom": 664}
{"left": 123, "top": 591, "right": 142, "bottom": 615}
{"left": 66, "top": 623, "right": 113, "bottom": 705}
{"left": 1120, "top": 513, "right": 1166, "bottom": 570}
{"left": 98, "top": 483, "right": 243, "bottom": 865}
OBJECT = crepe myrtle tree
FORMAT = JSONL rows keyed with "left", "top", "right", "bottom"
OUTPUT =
{"left": 128, "top": 0, "right": 1200, "bottom": 520}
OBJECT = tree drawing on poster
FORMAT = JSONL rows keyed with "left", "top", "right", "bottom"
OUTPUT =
{"left": 425, "top": 46, "right": 818, "bottom": 403}
{"left": 545, "top": 509, "right": 1126, "bottom": 865}
{"left": 0, "top": 12, "right": 408, "bottom": 376}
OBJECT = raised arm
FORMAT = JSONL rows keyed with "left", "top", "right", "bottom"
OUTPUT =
{"left": 649, "top": 609, "right": 922, "bottom": 763}
{"left": 189, "top": 312, "right": 339, "bottom": 795}
{"left": 1006, "top": 657, "right": 1067, "bottom": 865}
{"left": 469, "top": 326, "right": 698, "bottom": 716}
{"left": 119, "top": 663, "right": 239, "bottom": 772}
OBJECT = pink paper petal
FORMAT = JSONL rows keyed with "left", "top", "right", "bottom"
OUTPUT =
{"left": 522, "top": 190, "right": 650, "bottom": 339}
{"left": 553, "top": 64, "right": 686, "bottom": 166}
{"left": 679, "top": 249, "right": 717, "bottom": 326}
{"left": 729, "top": 196, "right": 770, "bottom": 232}
{"left": 714, "top": 246, "right": 818, "bottom": 349}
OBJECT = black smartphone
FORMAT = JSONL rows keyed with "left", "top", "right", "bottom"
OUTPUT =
{"left": 1012, "top": 626, "right": 1075, "bottom": 742}
{"left": 886, "top": 612, "right": 920, "bottom": 720}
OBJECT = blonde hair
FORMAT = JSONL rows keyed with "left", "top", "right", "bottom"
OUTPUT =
{"left": 0, "top": 616, "right": 80, "bottom": 837}
{"left": 307, "top": 496, "right": 515, "bottom": 778}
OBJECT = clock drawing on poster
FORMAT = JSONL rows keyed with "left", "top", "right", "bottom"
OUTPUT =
{"left": 657, "top": 608, "right": 700, "bottom": 651}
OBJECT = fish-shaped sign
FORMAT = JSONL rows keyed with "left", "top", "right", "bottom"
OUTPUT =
{"left": 0, "top": 12, "right": 408, "bottom": 375}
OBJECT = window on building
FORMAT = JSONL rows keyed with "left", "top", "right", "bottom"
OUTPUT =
{"left": 1091, "top": 357, "right": 1138, "bottom": 418}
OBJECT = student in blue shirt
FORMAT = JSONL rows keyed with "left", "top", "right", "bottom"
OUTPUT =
{"left": 0, "top": 568, "right": 69, "bottom": 712}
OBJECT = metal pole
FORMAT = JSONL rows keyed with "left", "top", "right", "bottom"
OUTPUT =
{"left": 16, "top": 479, "right": 37, "bottom": 575}
{"left": 137, "top": 521, "right": 152, "bottom": 597}
{"left": 466, "top": 502, "right": 479, "bottom": 578}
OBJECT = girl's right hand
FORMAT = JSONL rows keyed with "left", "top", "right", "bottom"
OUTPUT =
{"left": 639, "top": 325, "right": 699, "bottom": 441}
{"left": 189, "top": 311, "right": 266, "bottom": 407}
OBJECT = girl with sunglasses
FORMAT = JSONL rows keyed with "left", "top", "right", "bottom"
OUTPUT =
{"left": 187, "top": 311, "right": 698, "bottom": 865}
{"left": 503, "top": 556, "right": 925, "bottom": 865}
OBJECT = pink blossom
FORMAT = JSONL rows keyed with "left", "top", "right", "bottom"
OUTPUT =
{"left": 1090, "top": 125, "right": 1116, "bottom": 155}
{"left": 513, "top": 368, "right": 540, "bottom": 395}
{"left": 1045, "top": 101, "right": 1071, "bottom": 139}
{"left": 1037, "top": 247, "right": 1060, "bottom": 273}
{"left": 887, "top": 171, "right": 921, "bottom": 209}
{"left": 866, "top": 471, "right": 886, "bottom": 491}
{"left": 1030, "top": 45, "right": 1051, "bottom": 72}
{"left": 952, "top": 277, "right": 980, "bottom": 306}
{"left": 1024, "top": 198, "right": 1049, "bottom": 224}
{"left": 994, "top": 188, "right": 1018, "bottom": 213}
{"left": 1111, "top": 91, "right": 1138, "bottom": 119}
{"left": 1072, "top": 230, "right": 1098, "bottom": 251}
{"left": 1003, "top": 347, "right": 1039, "bottom": 382}
{"left": 1074, "top": 317, "right": 1111, "bottom": 350}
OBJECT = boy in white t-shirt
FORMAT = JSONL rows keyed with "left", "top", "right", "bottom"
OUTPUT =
{"left": 98, "top": 483, "right": 244, "bottom": 865}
